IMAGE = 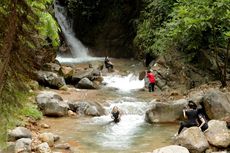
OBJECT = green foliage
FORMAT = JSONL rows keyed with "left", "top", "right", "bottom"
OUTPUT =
{"left": 27, "top": 0, "right": 60, "bottom": 47}
{"left": 19, "top": 102, "right": 42, "bottom": 120}
{"left": 135, "top": 0, "right": 230, "bottom": 57}
{"left": 0, "top": 0, "right": 58, "bottom": 146}
{"left": 134, "top": 0, "right": 176, "bottom": 55}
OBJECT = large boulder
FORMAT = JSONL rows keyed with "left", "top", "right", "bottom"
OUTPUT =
{"left": 36, "top": 92, "right": 69, "bottom": 117}
{"left": 8, "top": 127, "right": 32, "bottom": 141}
{"left": 204, "top": 120, "right": 230, "bottom": 148}
{"left": 175, "top": 127, "right": 209, "bottom": 153}
{"left": 145, "top": 99, "right": 187, "bottom": 123}
{"left": 76, "top": 77, "right": 98, "bottom": 89}
{"left": 201, "top": 89, "right": 230, "bottom": 119}
{"left": 36, "top": 71, "right": 66, "bottom": 89}
{"left": 71, "top": 69, "right": 94, "bottom": 84}
{"left": 152, "top": 145, "right": 189, "bottom": 153}
{"left": 68, "top": 101, "right": 105, "bottom": 116}
{"left": 14, "top": 138, "right": 32, "bottom": 153}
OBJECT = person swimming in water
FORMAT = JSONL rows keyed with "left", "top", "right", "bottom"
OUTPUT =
{"left": 111, "top": 106, "right": 121, "bottom": 123}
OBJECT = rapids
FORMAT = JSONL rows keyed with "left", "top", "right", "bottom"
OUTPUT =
{"left": 41, "top": 73, "right": 178, "bottom": 153}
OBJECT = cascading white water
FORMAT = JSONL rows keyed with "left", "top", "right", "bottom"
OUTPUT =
{"left": 103, "top": 73, "right": 145, "bottom": 92}
{"left": 54, "top": 2, "right": 89, "bottom": 58}
{"left": 54, "top": 2, "right": 102, "bottom": 63}
{"left": 89, "top": 97, "right": 151, "bottom": 149}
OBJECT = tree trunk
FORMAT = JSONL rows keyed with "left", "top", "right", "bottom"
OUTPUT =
{"left": 0, "top": 0, "right": 18, "bottom": 93}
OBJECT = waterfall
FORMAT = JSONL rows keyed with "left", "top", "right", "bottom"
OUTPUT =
{"left": 54, "top": 2, "right": 103, "bottom": 63}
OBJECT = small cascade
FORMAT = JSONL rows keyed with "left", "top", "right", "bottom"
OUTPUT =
{"left": 90, "top": 98, "right": 150, "bottom": 149}
{"left": 103, "top": 73, "right": 145, "bottom": 92}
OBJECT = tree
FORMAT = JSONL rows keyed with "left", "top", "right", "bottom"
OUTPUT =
{"left": 0, "top": 0, "right": 59, "bottom": 145}
{"left": 152, "top": 0, "right": 230, "bottom": 87}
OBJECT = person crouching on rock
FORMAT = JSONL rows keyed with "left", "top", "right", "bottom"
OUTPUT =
{"left": 177, "top": 101, "right": 199, "bottom": 134}
{"left": 104, "top": 56, "right": 114, "bottom": 71}
{"left": 111, "top": 106, "right": 121, "bottom": 123}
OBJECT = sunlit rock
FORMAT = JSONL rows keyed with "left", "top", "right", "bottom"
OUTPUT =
{"left": 175, "top": 127, "right": 209, "bottom": 153}
{"left": 152, "top": 145, "right": 189, "bottom": 153}
{"left": 205, "top": 120, "right": 230, "bottom": 148}
{"left": 201, "top": 89, "right": 230, "bottom": 119}
{"left": 145, "top": 99, "right": 187, "bottom": 123}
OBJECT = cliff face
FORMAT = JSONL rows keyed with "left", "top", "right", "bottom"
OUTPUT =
{"left": 62, "top": 0, "right": 141, "bottom": 58}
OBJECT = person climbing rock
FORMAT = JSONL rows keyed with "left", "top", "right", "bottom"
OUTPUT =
{"left": 104, "top": 56, "right": 114, "bottom": 71}
{"left": 146, "top": 70, "right": 155, "bottom": 92}
{"left": 177, "top": 101, "right": 209, "bottom": 135}
{"left": 111, "top": 106, "right": 121, "bottom": 123}
{"left": 177, "top": 101, "right": 199, "bottom": 134}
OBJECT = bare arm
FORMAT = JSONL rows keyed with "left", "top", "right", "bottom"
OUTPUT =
{"left": 183, "top": 109, "right": 187, "bottom": 119}
{"left": 198, "top": 115, "right": 205, "bottom": 129}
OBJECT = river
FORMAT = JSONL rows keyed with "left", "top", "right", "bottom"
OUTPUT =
{"left": 43, "top": 2, "right": 179, "bottom": 152}
{"left": 40, "top": 59, "right": 178, "bottom": 153}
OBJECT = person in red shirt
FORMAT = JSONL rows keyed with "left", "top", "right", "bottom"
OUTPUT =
{"left": 146, "top": 70, "right": 155, "bottom": 92}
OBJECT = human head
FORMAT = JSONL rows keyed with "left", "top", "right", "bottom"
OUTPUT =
{"left": 188, "top": 100, "right": 197, "bottom": 109}
{"left": 112, "top": 106, "right": 118, "bottom": 112}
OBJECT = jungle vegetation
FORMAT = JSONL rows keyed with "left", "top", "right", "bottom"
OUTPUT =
{"left": 135, "top": 0, "right": 230, "bottom": 87}
{"left": 0, "top": 0, "right": 59, "bottom": 145}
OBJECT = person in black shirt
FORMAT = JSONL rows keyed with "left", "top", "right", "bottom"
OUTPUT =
{"left": 111, "top": 106, "right": 121, "bottom": 123}
{"left": 178, "top": 101, "right": 199, "bottom": 134}
{"left": 104, "top": 56, "right": 114, "bottom": 71}
{"left": 178, "top": 101, "right": 209, "bottom": 134}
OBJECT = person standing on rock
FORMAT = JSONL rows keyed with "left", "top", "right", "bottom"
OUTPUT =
{"left": 111, "top": 106, "right": 121, "bottom": 123}
{"left": 146, "top": 70, "right": 155, "bottom": 92}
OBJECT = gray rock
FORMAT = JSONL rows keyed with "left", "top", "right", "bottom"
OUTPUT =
{"left": 205, "top": 120, "right": 230, "bottom": 148}
{"left": 145, "top": 99, "right": 187, "bottom": 123}
{"left": 175, "top": 127, "right": 209, "bottom": 153}
{"left": 152, "top": 145, "right": 189, "bottom": 153}
{"left": 15, "top": 138, "right": 32, "bottom": 153}
{"left": 36, "top": 71, "right": 66, "bottom": 89}
{"left": 38, "top": 132, "right": 56, "bottom": 147}
{"left": 42, "top": 63, "right": 61, "bottom": 72}
{"left": 59, "top": 66, "right": 74, "bottom": 79}
{"left": 36, "top": 142, "right": 51, "bottom": 153}
{"left": 85, "top": 106, "right": 100, "bottom": 116}
{"left": 202, "top": 89, "right": 230, "bottom": 119}
{"left": 36, "top": 92, "right": 69, "bottom": 117}
{"left": 76, "top": 78, "right": 97, "bottom": 89}
{"left": 54, "top": 143, "right": 70, "bottom": 150}
{"left": 72, "top": 69, "right": 94, "bottom": 84}
{"left": 8, "top": 127, "right": 32, "bottom": 141}
{"left": 36, "top": 92, "right": 63, "bottom": 109}
{"left": 68, "top": 101, "right": 105, "bottom": 116}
